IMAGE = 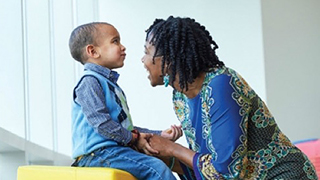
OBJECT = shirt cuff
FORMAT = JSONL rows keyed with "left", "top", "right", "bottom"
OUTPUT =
{"left": 133, "top": 126, "right": 161, "bottom": 135}
{"left": 123, "top": 128, "right": 133, "bottom": 145}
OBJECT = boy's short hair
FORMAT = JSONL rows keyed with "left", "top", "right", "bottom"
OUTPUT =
{"left": 69, "top": 22, "right": 110, "bottom": 64}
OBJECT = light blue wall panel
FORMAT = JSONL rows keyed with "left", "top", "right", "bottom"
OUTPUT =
{"left": 76, "top": 0, "right": 99, "bottom": 26}
{"left": 52, "top": 0, "right": 75, "bottom": 155}
{"left": 0, "top": 0, "right": 25, "bottom": 137}
{"left": 26, "top": 0, "right": 53, "bottom": 150}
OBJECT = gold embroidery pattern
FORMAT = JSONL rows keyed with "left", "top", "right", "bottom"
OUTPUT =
{"left": 199, "top": 154, "right": 223, "bottom": 180}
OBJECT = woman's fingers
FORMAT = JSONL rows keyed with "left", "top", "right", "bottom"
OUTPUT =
{"left": 137, "top": 133, "right": 159, "bottom": 155}
{"left": 161, "top": 124, "right": 183, "bottom": 141}
{"left": 148, "top": 135, "right": 174, "bottom": 157}
{"left": 171, "top": 126, "right": 179, "bottom": 141}
{"left": 170, "top": 125, "right": 183, "bottom": 141}
{"left": 170, "top": 125, "right": 177, "bottom": 140}
{"left": 144, "top": 141, "right": 159, "bottom": 155}
{"left": 175, "top": 125, "right": 183, "bottom": 138}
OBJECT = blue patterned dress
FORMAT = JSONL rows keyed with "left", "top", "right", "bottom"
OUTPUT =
{"left": 173, "top": 66, "right": 317, "bottom": 180}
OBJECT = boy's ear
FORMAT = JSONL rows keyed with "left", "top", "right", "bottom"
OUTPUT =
{"left": 85, "top": 44, "right": 100, "bottom": 58}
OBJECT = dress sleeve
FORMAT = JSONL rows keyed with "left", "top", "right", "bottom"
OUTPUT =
{"left": 193, "top": 74, "right": 246, "bottom": 179}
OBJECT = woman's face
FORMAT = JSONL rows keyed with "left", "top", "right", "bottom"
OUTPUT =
{"left": 141, "top": 40, "right": 164, "bottom": 87}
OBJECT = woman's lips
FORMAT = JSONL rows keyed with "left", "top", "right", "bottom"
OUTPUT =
{"left": 144, "top": 66, "right": 151, "bottom": 79}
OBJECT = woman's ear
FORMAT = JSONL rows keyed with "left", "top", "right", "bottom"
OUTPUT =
{"left": 85, "top": 44, "right": 100, "bottom": 59}
{"left": 164, "top": 62, "right": 172, "bottom": 74}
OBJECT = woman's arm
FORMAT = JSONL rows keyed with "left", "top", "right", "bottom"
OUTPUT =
{"left": 149, "top": 135, "right": 195, "bottom": 169}
{"left": 157, "top": 154, "right": 184, "bottom": 174}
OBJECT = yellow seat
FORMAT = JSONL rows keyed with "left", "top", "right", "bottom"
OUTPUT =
{"left": 17, "top": 166, "right": 137, "bottom": 180}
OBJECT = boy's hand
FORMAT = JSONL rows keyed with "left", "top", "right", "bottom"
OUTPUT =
{"left": 161, "top": 125, "right": 183, "bottom": 142}
{"left": 136, "top": 133, "right": 159, "bottom": 155}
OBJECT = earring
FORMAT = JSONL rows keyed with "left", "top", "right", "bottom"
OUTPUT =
{"left": 163, "top": 74, "right": 170, "bottom": 87}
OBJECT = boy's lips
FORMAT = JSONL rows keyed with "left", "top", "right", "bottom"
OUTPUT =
{"left": 121, "top": 54, "right": 126, "bottom": 60}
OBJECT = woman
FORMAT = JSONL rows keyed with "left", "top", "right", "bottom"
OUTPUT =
{"left": 141, "top": 16, "right": 317, "bottom": 180}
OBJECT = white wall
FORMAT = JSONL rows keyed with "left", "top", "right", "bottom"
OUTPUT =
{"left": 0, "top": 152, "right": 25, "bottom": 180}
{"left": 0, "top": 0, "right": 25, "bottom": 139}
{"left": 98, "top": 0, "right": 266, "bottom": 145}
{"left": 26, "top": 0, "right": 54, "bottom": 151}
{"left": 262, "top": 0, "right": 320, "bottom": 141}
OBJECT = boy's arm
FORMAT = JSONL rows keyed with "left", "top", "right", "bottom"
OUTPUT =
{"left": 133, "top": 126, "right": 161, "bottom": 135}
{"left": 75, "top": 76, "right": 132, "bottom": 145}
{"left": 134, "top": 125, "right": 183, "bottom": 142}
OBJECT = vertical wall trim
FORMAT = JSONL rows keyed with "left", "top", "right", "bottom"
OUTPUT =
{"left": 93, "top": 0, "right": 99, "bottom": 21}
{"left": 21, "top": 0, "right": 30, "bottom": 141}
{"left": 71, "top": 0, "right": 80, "bottom": 83}
{"left": 71, "top": 0, "right": 77, "bottom": 28}
{"left": 49, "top": 0, "right": 58, "bottom": 152}
{"left": 259, "top": 0, "right": 268, "bottom": 103}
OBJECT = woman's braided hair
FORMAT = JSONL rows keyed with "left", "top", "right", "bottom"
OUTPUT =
{"left": 146, "top": 16, "right": 224, "bottom": 90}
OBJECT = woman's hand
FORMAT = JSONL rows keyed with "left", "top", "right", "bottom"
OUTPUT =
{"left": 161, "top": 124, "right": 183, "bottom": 142}
{"left": 148, "top": 134, "right": 176, "bottom": 157}
{"left": 149, "top": 134, "right": 196, "bottom": 169}
{"left": 136, "top": 133, "right": 159, "bottom": 155}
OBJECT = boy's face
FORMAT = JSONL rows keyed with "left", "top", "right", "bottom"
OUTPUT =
{"left": 93, "top": 24, "right": 126, "bottom": 69}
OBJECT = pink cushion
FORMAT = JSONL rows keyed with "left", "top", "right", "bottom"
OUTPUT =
{"left": 295, "top": 139, "right": 320, "bottom": 177}
{"left": 295, "top": 139, "right": 320, "bottom": 157}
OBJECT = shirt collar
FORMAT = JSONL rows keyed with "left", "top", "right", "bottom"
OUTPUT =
{"left": 84, "top": 63, "right": 120, "bottom": 83}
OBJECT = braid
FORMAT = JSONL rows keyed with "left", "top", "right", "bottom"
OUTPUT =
{"left": 146, "top": 16, "right": 224, "bottom": 90}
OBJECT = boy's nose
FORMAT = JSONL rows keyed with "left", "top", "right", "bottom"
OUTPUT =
{"left": 121, "top": 44, "right": 126, "bottom": 51}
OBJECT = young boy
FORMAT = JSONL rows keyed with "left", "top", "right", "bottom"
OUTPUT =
{"left": 69, "top": 22, "right": 181, "bottom": 180}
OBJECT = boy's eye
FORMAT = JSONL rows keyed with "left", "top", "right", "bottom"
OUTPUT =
{"left": 113, "top": 39, "right": 119, "bottom": 44}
